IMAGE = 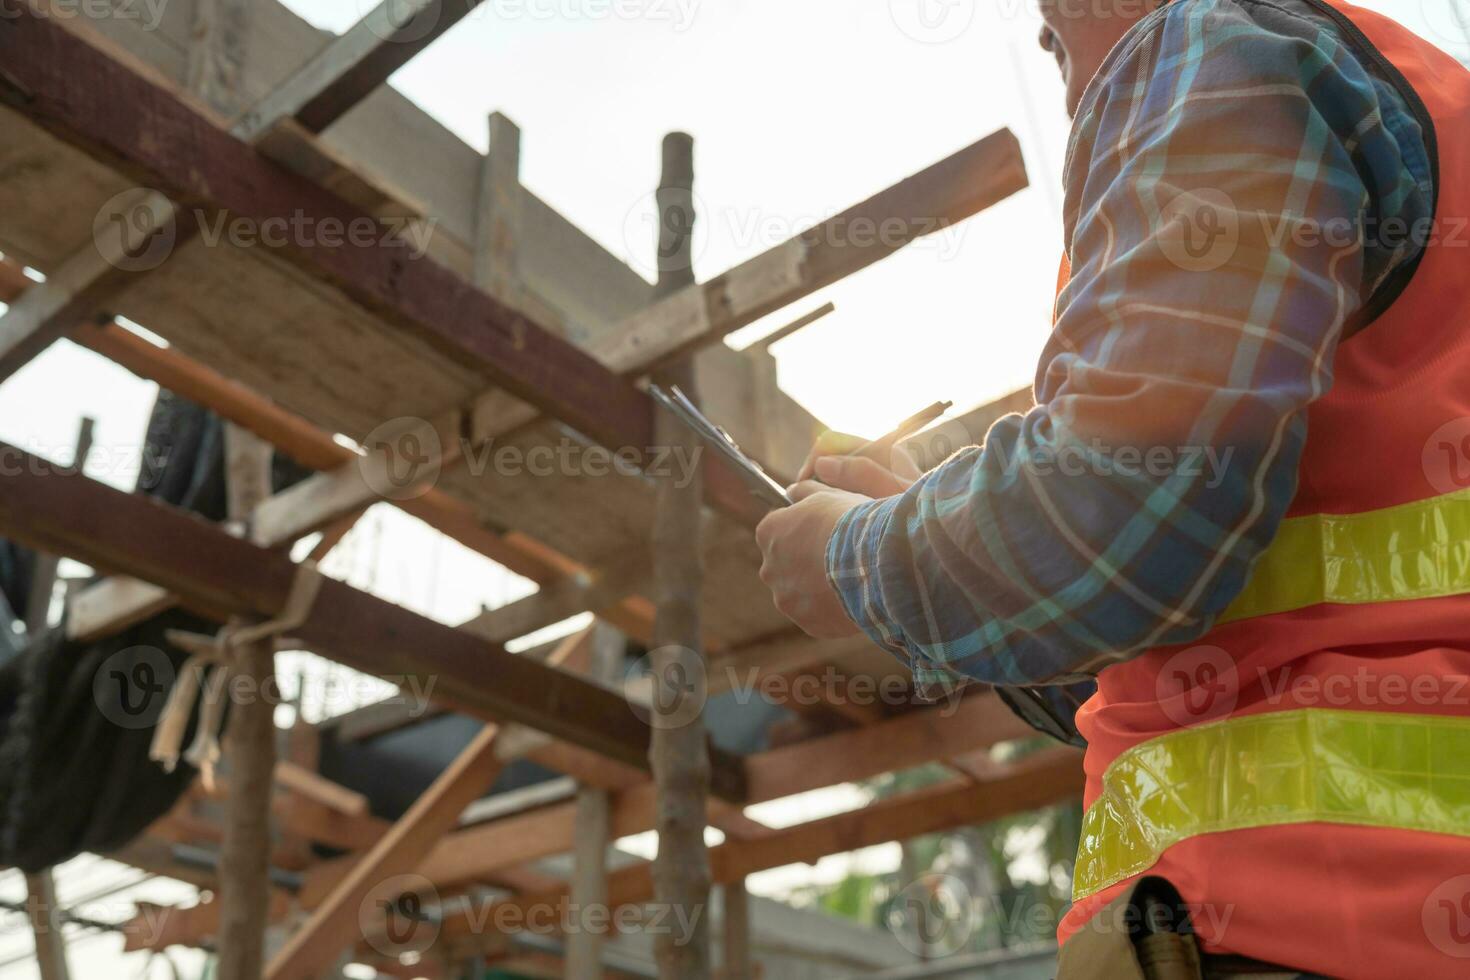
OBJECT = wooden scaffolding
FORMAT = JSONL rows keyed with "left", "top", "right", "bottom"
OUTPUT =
{"left": 0, "top": 1, "right": 1083, "bottom": 976}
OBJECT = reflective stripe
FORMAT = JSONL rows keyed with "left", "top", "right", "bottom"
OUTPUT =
{"left": 1074, "top": 708, "right": 1470, "bottom": 900}
{"left": 1219, "top": 487, "right": 1470, "bottom": 623}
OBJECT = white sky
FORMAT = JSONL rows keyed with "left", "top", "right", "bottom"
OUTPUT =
{"left": 0, "top": 2, "right": 1463, "bottom": 976}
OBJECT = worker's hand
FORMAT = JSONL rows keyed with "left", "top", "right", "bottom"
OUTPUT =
{"left": 755, "top": 485, "right": 869, "bottom": 638}
{"left": 797, "top": 430, "right": 922, "bottom": 498}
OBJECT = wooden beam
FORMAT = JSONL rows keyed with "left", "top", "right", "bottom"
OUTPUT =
{"left": 60, "top": 316, "right": 587, "bottom": 590}
{"left": 13, "top": 299, "right": 656, "bottom": 640}
{"left": 268, "top": 628, "right": 589, "bottom": 978}
{"left": 460, "top": 556, "right": 649, "bottom": 645}
{"left": 125, "top": 692, "right": 1036, "bottom": 956}
{"left": 0, "top": 11, "right": 767, "bottom": 527}
{"left": 475, "top": 111, "right": 525, "bottom": 305}
{"left": 242, "top": 0, "right": 488, "bottom": 136}
{"left": 721, "top": 880, "right": 752, "bottom": 980}
{"left": 24, "top": 416, "right": 93, "bottom": 632}
{"left": 0, "top": 189, "right": 176, "bottom": 380}
{"left": 588, "top": 129, "right": 1028, "bottom": 374}
{"left": 266, "top": 722, "right": 508, "bottom": 980}
{"left": 64, "top": 576, "right": 177, "bottom": 643}
{"left": 565, "top": 623, "right": 624, "bottom": 979}
{"left": 749, "top": 302, "right": 835, "bottom": 353}
{"left": 250, "top": 412, "right": 460, "bottom": 548}
{"left": 185, "top": 0, "right": 252, "bottom": 116}
{"left": 24, "top": 871, "right": 70, "bottom": 980}
{"left": 217, "top": 424, "right": 277, "bottom": 980}
{"left": 441, "top": 748, "right": 1083, "bottom": 945}
{"left": 274, "top": 760, "right": 371, "bottom": 818}
{"left": 305, "top": 507, "right": 366, "bottom": 562}
{"left": 744, "top": 693, "right": 1033, "bottom": 804}
{"left": 647, "top": 132, "right": 712, "bottom": 980}
{"left": 0, "top": 442, "right": 746, "bottom": 799}
{"left": 3, "top": 0, "right": 426, "bottom": 380}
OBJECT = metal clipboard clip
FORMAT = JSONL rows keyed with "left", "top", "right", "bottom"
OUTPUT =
{"left": 649, "top": 384, "right": 793, "bottom": 510}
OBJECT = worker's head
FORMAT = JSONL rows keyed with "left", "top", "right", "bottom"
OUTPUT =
{"left": 1039, "top": 0, "right": 1167, "bottom": 117}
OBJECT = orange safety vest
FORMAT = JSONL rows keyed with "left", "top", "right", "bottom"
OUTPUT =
{"left": 1053, "top": 4, "right": 1470, "bottom": 977}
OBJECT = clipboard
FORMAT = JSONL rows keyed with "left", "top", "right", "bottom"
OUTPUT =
{"left": 649, "top": 384, "right": 793, "bottom": 509}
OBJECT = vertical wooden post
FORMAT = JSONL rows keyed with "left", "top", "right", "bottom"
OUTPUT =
{"left": 24, "top": 870, "right": 69, "bottom": 980}
{"left": 647, "top": 131, "right": 711, "bottom": 980}
{"left": 24, "top": 417, "right": 93, "bottom": 634}
{"left": 475, "top": 112, "right": 523, "bottom": 303}
{"left": 565, "top": 622, "right": 624, "bottom": 978}
{"left": 721, "top": 880, "right": 752, "bottom": 980}
{"left": 218, "top": 423, "right": 277, "bottom": 980}
{"left": 19, "top": 417, "right": 95, "bottom": 980}
{"left": 187, "top": 0, "right": 251, "bottom": 117}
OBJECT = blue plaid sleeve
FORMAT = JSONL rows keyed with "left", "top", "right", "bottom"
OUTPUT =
{"left": 826, "top": 0, "right": 1432, "bottom": 695}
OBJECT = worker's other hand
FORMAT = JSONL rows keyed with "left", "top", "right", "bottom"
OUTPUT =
{"left": 755, "top": 486, "right": 868, "bottom": 638}
{"left": 797, "top": 430, "right": 922, "bottom": 498}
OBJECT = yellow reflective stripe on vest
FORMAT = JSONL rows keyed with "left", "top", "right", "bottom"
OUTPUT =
{"left": 1218, "top": 487, "right": 1470, "bottom": 623}
{"left": 1074, "top": 708, "right": 1470, "bottom": 901}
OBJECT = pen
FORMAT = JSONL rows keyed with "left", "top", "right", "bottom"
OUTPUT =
{"left": 850, "top": 400, "right": 953, "bottom": 461}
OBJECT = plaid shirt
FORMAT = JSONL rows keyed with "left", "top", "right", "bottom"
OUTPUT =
{"left": 827, "top": 0, "right": 1434, "bottom": 707}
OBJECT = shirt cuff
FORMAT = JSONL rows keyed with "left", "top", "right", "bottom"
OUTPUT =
{"left": 825, "top": 494, "right": 965, "bottom": 702}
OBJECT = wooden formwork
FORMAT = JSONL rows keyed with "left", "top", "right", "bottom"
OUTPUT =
{"left": 0, "top": 2, "right": 1076, "bottom": 976}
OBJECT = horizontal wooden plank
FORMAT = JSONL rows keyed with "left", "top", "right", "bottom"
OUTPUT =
{"left": 590, "top": 129, "right": 1029, "bottom": 373}
{"left": 0, "top": 442, "right": 746, "bottom": 800}
{"left": 437, "top": 747, "right": 1083, "bottom": 944}
{"left": 744, "top": 692, "right": 1035, "bottom": 804}
{"left": 0, "top": 10, "right": 766, "bottom": 526}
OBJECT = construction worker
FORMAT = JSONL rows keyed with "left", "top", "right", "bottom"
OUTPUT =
{"left": 755, "top": 0, "right": 1470, "bottom": 977}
